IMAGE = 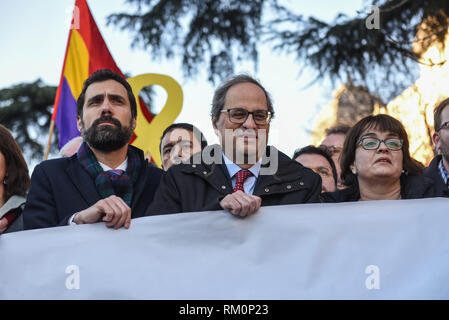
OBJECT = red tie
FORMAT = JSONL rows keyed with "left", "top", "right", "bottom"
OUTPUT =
{"left": 233, "top": 170, "right": 252, "bottom": 193}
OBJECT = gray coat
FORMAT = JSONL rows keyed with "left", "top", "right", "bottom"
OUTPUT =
{"left": 0, "top": 195, "right": 26, "bottom": 234}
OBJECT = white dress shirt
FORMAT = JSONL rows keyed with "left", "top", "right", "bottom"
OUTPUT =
{"left": 222, "top": 153, "right": 261, "bottom": 195}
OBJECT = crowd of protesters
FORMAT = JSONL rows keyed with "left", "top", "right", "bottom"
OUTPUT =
{"left": 1, "top": 69, "right": 448, "bottom": 233}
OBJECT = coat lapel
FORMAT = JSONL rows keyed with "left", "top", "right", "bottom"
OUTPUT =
{"left": 66, "top": 156, "right": 101, "bottom": 206}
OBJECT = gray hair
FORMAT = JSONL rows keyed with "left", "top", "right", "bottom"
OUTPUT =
{"left": 211, "top": 74, "right": 274, "bottom": 119}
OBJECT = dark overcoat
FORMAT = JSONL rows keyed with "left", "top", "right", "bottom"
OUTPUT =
{"left": 23, "top": 146, "right": 163, "bottom": 230}
{"left": 146, "top": 145, "right": 322, "bottom": 215}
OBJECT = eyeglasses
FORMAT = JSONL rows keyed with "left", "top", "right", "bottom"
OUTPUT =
{"left": 437, "top": 121, "right": 449, "bottom": 131}
{"left": 358, "top": 137, "right": 403, "bottom": 151}
{"left": 220, "top": 108, "right": 272, "bottom": 125}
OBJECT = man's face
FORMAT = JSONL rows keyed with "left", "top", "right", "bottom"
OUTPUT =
{"left": 434, "top": 106, "right": 449, "bottom": 166}
{"left": 321, "top": 133, "right": 346, "bottom": 187}
{"left": 295, "top": 153, "right": 336, "bottom": 193}
{"left": 160, "top": 128, "right": 202, "bottom": 171}
{"left": 212, "top": 82, "right": 270, "bottom": 164}
{"left": 77, "top": 79, "right": 136, "bottom": 152}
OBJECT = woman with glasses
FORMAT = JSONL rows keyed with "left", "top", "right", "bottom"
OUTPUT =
{"left": 322, "top": 114, "right": 435, "bottom": 202}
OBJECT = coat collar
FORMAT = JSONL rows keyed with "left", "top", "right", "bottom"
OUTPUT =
{"left": 0, "top": 195, "right": 26, "bottom": 219}
{"left": 66, "top": 145, "right": 150, "bottom": 207}
{"left": 66, "top": 155, "right": 101, "bottom": 206}
{"left": 180, "top": 144, "right": 309, "bottom": 196}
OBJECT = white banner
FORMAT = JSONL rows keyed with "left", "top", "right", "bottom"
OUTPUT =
{"left": 1, "top": 198, "right": 449, "bottom": 299}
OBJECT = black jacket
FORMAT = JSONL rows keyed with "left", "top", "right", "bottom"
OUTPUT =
{"left": 146, "top": 145, "right": 322, "bottom": 215}
{"left": 23, "top": 146, "right": 163, "bottom": 230}
{"left": 321, "top": 174, "right": 436, "bottom": 202}
{"left": 423, "top": 155, "right": 449, "bottom": 197}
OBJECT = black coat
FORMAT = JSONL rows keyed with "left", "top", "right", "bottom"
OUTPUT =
{"left": 146, "top": 145, "right": 322, "bottom": 215}
{"left": 23, "top": 146, "right": 163, "bottom": 230}
{"left": 423, "top": 155, "right": 449, "bottom": 197}
{"left": 321, "top": 174, "right": 436, "bottom": 202}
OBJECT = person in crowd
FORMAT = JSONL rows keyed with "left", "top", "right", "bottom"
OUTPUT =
{"left": 146, "top": 74, "right": 321, "bottom": 218}
{"left": 322, "top": 114, "right": 435, "bottom": 202}
{"left": 0, "top": 125, "right": 30, "bottom": 234}
{"left": 320, "top": 124, "right": 351, "bottom": 189}
{"left": 293, "top": 145, "right": 337, "bottom": 193}
{"left": 23, "top": 69, "right": 163, "bottom": 230}
{"left": 59, "top": 136, "right": 83, "bottom": 158}
{"left": 160, "top": 123, "right": 208, "bottom": 171}
{"left": 423, "top": 98, "right": 449, "bottom": 197}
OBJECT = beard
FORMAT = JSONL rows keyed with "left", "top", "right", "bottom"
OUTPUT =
{"left": 81, "top": 115, "right": 133, "bottom": 152}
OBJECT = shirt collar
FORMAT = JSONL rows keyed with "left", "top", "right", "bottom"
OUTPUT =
{"left": 222, "top": 153, "right": 261, "bottom": 178}
{"left": 99, "top": 157, "right": 128, "bottom": 172}
{"left": 438, "top": 159, "right": 449, "bottom": 185}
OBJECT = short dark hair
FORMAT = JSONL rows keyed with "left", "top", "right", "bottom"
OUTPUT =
{"left": 434, "top": 97, "right": 449, "bottom": 131}
{"left": 325, "top": 124, "right": 351, "bottom": 136}
{"left": 0, "top": 125, "right": 30, "bottom": 201}
{"left": 159, "top": 123, "right": 208, "bottom": 154}
{"left": 293, "top": 145, "right": 338, "bottom": 187}
{"left": 340, "top": 114, "right": 424, "bottom": 187}
{"left": 211, "top": 74, "right": 275, "bottom": 120}
{"left": 76, "top": 69, "right": 137, "bottom": 119}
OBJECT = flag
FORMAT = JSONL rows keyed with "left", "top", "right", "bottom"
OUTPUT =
{"left": 52, "top": 0, "right": 153, "bottom": 149}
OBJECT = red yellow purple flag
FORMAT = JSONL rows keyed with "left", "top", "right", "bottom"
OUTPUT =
{"left": 52, "top": 0, "right": 153, "bottom": 149}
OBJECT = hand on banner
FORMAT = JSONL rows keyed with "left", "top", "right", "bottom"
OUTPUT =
{"left": 219, "top": 191, "right": 262, "bottom": 218}
{"left": 73, "top": 195, "right": 131, "bottom": 229}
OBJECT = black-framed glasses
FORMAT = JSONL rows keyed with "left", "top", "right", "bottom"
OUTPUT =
{"left": 220, "top": 108, "right": 272, "bottom": 125}
{"left": 359, "top": 137, "right": 403, "bottom": 151}
{"left": 437, "top": 121, "right": 449, "bottom": 132}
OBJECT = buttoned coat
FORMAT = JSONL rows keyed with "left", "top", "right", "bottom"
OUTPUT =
{"left": 23, "top": 146, "right": 163, "bottom": 230}
{"left": 146, "top": 145, "right": 322, "bottom": 215}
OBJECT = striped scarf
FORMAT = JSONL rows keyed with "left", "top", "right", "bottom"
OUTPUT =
{"left": 77, "top": 142, "right": 141, "bottom": 206}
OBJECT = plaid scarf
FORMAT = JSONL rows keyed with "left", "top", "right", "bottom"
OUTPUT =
{"left": 77, "top": 142, "right": 142, "bottom": 206}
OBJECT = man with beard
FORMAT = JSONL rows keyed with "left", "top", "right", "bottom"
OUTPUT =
{"left": 146, "top": 74, "right": 321, "bottom": 218}
{"left": 424, "top": 98, "right": 449, "bottom": 197}
{"left": 23, "top": 69, "right": 163, "bottom": 230}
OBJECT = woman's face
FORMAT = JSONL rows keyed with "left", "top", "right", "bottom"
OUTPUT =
{"left": 351, "top": 129, "right": 403, "bottom": 183}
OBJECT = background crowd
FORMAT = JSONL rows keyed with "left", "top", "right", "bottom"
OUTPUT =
{"left": 1, "top": 69, "right": 448, "bottom": 234}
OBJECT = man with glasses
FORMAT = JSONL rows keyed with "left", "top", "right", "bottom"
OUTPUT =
{"left": 146, "top": 74, "right": 321, "bottom": 217}
{"left": 320, "top": 124, "right": 351, "bottom": 189}
{"left": 293, "top": 145, "right": 337, "bottom": 193}
{"left": 424, "top": 98, "right": 449, "bottom": 197}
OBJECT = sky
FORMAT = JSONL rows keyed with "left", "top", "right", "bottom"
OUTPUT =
{"left": 0, "top": 0, "right": 365, "bottom": 168}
